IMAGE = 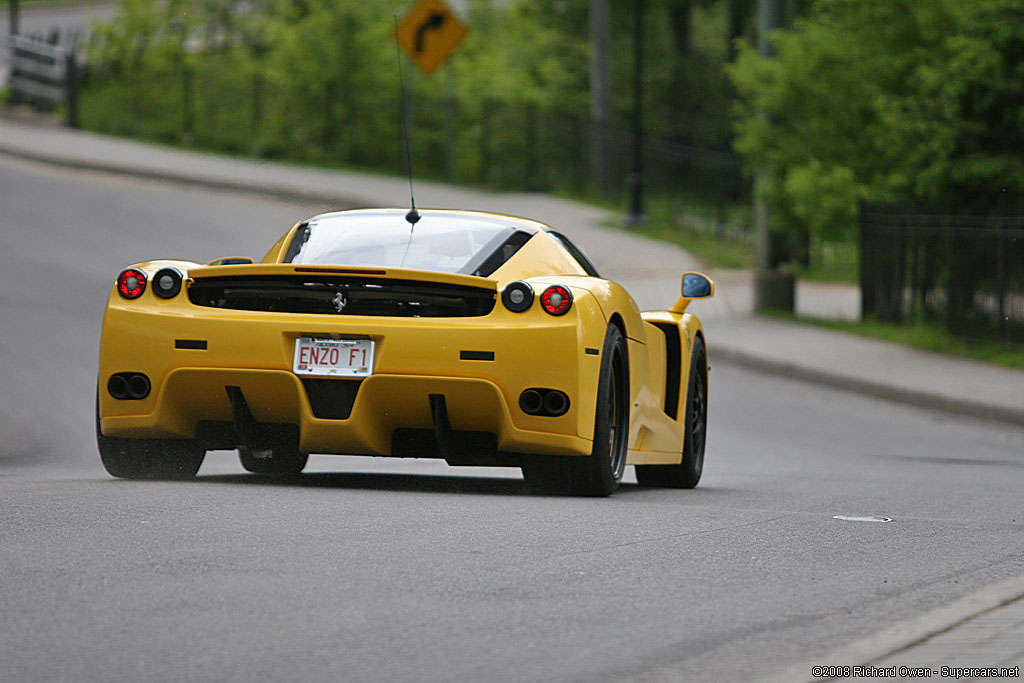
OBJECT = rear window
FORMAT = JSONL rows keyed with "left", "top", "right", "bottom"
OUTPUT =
{"left": 284, "top": 212, "right": 528, "bottom": 275}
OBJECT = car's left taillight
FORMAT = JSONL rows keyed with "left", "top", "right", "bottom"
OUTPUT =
{"left": 116, "top": 268, "right": 147, "bottom": 300}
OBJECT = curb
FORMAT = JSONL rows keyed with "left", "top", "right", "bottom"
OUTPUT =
{"left": 4, "top": 141, "right": 1024, "bottom": 431}
{"left": 713, "top": 344, "right": 1024, "bottom": 429}
{"left": 759, "top": 573, "right": 1024, "bottom": 683}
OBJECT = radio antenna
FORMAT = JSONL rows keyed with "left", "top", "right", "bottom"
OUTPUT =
{"left": 395, "top": 15, "right": 420, "bottom": 228}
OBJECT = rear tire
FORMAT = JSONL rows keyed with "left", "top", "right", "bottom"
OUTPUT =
{"left": 96, "top": 398, "right": 205, "bottom": 480}
{"left": 522, "top": 323, "right": 629, "bottom": 497}
{"left": 238, "top": 441, "right": 307, "bottom": 477}
{"left": 635, "top": 336, "right": 707, "bottom": 489}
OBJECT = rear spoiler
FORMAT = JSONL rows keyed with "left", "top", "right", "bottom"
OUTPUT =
{"left": 186, "top": 263, "right": 499, "bottom": 291}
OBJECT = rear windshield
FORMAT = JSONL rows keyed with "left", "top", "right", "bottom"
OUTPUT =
{"left": 284, "top": 212, "right": 528, "bottom": 275}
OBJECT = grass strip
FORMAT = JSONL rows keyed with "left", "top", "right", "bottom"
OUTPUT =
{"left": 765, "top": 311, "right": 1024, "bottom": 371}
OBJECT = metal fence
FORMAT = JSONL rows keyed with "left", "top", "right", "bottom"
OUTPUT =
{"left": 860, "top": 206, "right": 1024, "bottom": 339}
{"left": 76, "top": 62, "right": 750, "bottom": 220}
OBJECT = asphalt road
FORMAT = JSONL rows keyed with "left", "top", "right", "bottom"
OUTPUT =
{"left": 2, "top": 154, "right": 1023, "bottom": 683}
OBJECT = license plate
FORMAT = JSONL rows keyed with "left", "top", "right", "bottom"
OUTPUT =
{"left": 293, "top": 337, "right": 374, "bottom": 377}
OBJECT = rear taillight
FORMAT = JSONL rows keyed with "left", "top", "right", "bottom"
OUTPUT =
{"left": 117, "top": 269, "right": 147, "bottom": 300}
{"left": 540, "top": 285, "right": 572, "bottom": 316}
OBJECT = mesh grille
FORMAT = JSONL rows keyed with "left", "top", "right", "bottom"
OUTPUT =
{"left": 188, "top": 275, "right": 496, "bottom": 317}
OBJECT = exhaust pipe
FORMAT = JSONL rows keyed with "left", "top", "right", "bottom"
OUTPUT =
{"left": 126, "top": 374, "right": 151, "bottom": 399}
{"left": 519, "top": 388, "right": 570, "bottom": 416}
{"left": 542, "top": 390, "right": 569, "bottom": 417}
{"left": 108, "top": 373, "right": 151, "bottom": 400}
{"left": 107, "top": 375, "right": 129, "bottom": 400}
{"left": 519, "top": 389, "right": 543, "bottom": 415}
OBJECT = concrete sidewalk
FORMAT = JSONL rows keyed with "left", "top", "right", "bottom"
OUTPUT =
{"left": 764, "top": 574, "right": 1024, "bottom": 683}
{"left": 1, "top": 116, "right": 1022, "bottom": 679}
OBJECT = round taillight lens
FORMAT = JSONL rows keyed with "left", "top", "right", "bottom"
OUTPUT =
{"left": 153, "top": 267, "right": 183, "bottom": 299}
{"left": 116, "top": 268, "right": 147, "bottom": 299}
{"left": 501, "top": 281, "right": 534, "bottom": 313}
{"left": 540, "top": 285, "right": 573, "bottom": 316}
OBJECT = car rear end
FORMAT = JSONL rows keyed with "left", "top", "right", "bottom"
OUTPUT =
{"left": 98, "top": 262, "right": 606, "bottom": 463}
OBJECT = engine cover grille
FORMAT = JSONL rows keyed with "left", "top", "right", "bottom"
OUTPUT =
{"left": 188, "top": 275, "right": 496, "bottom": 317}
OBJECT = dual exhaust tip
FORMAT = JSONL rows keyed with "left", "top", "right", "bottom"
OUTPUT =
{"left": 519, "top": 388, "right": 570, "bottom": 417}
{"left": 108, "top": 373, "right": 151, "bottom": 400}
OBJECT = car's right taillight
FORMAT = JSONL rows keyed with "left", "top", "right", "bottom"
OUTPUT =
{"left": 540, "top": 285, "right": 572, "bottom": 316}
{"left": 116, "top": 269, "right": 147, "bottom": 300}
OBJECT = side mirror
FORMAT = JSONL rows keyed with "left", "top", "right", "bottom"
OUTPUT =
{"left": 682, "top": 272, "right": 714, "bottom": 299}
{"left": 669, "top": 272, "right": 714, "bottom": 314}
{"left": 207, "top": 256, "right": 254, "bottom": 266}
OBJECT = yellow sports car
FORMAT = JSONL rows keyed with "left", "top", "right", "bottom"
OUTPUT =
{"left": 97, "top": 208, "right": 714, "bottom": 496}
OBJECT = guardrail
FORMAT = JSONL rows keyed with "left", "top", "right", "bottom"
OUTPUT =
{"left": 6, "top": 34, "right": 79, "bottom": 127}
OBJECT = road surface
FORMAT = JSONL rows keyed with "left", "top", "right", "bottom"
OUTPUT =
{"left": 1, "top": 154, "right": 1022, "bottom": 682}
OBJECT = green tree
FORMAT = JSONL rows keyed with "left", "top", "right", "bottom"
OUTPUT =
{"left": 451, "top": 0, "right": 589, "bottom": 112}
{"left": 255, "top": 1, "right": 394, "bottom": 163}
{"left": 83, "top": 0, "right": 750, "bottom": 198}
{"left": 729, "top": 0, "right": 1024, "bottom": 242}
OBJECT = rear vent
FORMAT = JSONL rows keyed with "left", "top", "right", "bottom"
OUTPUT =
{"left": 188, "top": 275, "right": 496, "bottom": 317}
{"left": 302, "top": 378, "right": 362, "bottom": 419}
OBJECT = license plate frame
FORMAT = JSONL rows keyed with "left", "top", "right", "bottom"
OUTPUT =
{"left": 293, "top": 337, "right": 375, "bottom": 378}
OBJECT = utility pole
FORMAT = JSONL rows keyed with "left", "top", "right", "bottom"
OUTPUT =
{"left": 753, "top": 0, "right": 794, "bottom": 311}
{"left": 754, "top": 0, "right": 779, "bottom": 275}
{"left": 445, "top": 62, "right": 456, "bottom": 183}
{"left": 589, "top": 0, "right": 612, "bottom": 195}
{"left": 9, "top": 0, "right": 19, "bottom": 36}
{"left": 626, "top": 0, "right": 645, "bottom": 227}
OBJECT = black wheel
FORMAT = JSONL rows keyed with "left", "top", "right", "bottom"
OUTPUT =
{"left": 522, "top": 323, "right": 630, "bottom": 496}
{"left": 96, "top": 397, "right": 205, "bottom": 480}
{"left": 635, "top": 336, "right": 707, "bottom": 488}
{"left": 238, "top": 441, "right": 307, "bottom": 477}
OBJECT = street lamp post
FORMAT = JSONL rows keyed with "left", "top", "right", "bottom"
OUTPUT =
{"left": 626, "top": 0, "right": 645, "bottom": 227}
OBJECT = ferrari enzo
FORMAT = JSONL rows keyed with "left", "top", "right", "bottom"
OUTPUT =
{"left": 97, "top": 208, "right": 714, "bottom": 496}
